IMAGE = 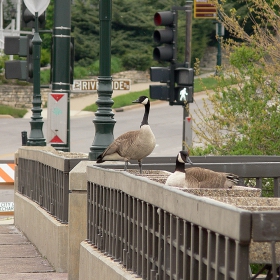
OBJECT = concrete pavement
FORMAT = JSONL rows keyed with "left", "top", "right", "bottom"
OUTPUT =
{"left": 0, "top": 217, "right": 68, "bottom": 279}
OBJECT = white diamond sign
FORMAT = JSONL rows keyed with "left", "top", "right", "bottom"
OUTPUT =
{"left": 23, "top": 0, "right": 50, "bottom": 16}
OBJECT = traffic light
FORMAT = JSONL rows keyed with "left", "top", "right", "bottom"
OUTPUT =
{"left": 4, "top": 35, "right": 33, "bottom": 82}
{"left": 150, "top": 10, "right": 177, "bottom": 103}
{"left": 153, "top": 11, "right": 176, "bottom": 62}
{"left": 21, "top": 1, "right": 46, "bottom": 29}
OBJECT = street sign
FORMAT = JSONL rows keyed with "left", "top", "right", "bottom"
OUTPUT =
{"left": 72, "top": 79, "right": 131, "bottom": 91}
{"left": 47, "top": 93, "right": 67, "bottom": 144}
{"left": 194, "top": 0, "right": 217, "bottom": 19}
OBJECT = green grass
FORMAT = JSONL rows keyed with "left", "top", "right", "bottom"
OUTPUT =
{"left": 0, "top": 105, "right": 28, "bottom": 118}
{"left": 84, "top": 90, "right": 149, "bottom": 112}
{"left": 84, "top": 76, "right": 227, "bottom": 112}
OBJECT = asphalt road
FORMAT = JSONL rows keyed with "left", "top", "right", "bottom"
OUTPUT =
{"left": 0, "top": 92, "right": 207, "bottom": 161}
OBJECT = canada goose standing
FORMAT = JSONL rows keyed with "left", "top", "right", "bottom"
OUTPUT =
{"left": 96, "top": 96, "right": 156, "bottom": 173}
{"left": 165, "top": 151, "right": 239, "bottom": 188}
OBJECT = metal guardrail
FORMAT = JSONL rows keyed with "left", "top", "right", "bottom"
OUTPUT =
{"left": 86, "top": 158, "right": 280, "bottom": 280}
{"left": 17, "top": 154, "right": 87, "bottom": 223}
{"left": 86, "top": 166, "right": 256, "bottom": 280}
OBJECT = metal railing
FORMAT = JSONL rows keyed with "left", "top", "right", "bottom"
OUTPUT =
{"left": 17, "top": 151, "right": 87, "bottom": 223}
{"left": 86, "top": 156, "right": 280, "bottom": 280}
{"left": 86, "top": 166, "right": 255, "bottom": 280}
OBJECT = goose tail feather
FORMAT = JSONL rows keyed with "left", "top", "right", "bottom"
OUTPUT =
{"left": 225, "top": 173, "right": 239, "bottom": 184}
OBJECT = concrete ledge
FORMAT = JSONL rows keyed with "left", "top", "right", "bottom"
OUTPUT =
{"left": 79, "top": 241, "right": 138, "bottom": 280}
{"left": 14, "top": 192, "right": 68, "bottom": 272}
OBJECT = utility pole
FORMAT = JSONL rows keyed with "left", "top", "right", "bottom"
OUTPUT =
{"left": 51, "top": 0, "right": 71, "bottom": 151}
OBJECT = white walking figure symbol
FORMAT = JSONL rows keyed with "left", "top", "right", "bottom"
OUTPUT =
{"left": 179, "top": 88, "right": 188, "bottom": 101}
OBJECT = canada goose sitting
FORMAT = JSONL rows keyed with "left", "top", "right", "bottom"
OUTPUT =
{"left": 96, "top": 96, "right": 156, "bottom": 174}
{"left": 165, "top": 150, "right": 193, "bottom": 187}
{"left": 165, "top": 151, "right": 239, "bottom": 189}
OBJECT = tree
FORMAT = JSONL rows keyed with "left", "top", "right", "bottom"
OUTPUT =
{"left": 191, "top": 0, "right": 280, "bottom": 156}
{"left": 71, "top": 0, "right": 215, "bottom": 71}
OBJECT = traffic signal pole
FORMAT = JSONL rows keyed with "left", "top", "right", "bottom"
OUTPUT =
{"left": 183, "top": 1, "right": 193, "bottom": 151}
{"left": 51, "top": 0, "right": 71, "bottom": 151}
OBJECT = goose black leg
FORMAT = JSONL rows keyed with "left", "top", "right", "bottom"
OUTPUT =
{"left": 138, "top": 160, "right": 142, "bottom": 174}
{"left": 124, "top": 161, "right": 128, "bottom": 171}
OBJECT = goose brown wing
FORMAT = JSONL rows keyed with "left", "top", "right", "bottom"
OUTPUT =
{"left": 102, "top": 130, "right": 138, "bottom": 156}
{"left": 185, "top": 167, "right": 226, "bottom": 188}
{"left": 184, "top": 174, "right": 200, "bottom": 188}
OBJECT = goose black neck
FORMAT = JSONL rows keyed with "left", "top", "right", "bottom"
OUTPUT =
{"left": 175, "top": 159, "right": 185, "bottom": 173}
{"left": 140, "top": 101, "right": 150, "bottom": 127}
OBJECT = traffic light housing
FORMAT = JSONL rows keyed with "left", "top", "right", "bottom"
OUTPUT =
{"left": 171, "top": 67, "right": 194, "bottom": 105}
{"left": 150, "top": 64, "right": 194, "bottom": 105}
{"left": 4, "top": 35, "right": 33, "bottom": 82}
{"left": 150, "top": 10, "right": 177, "bottom": 103}
{"left": 153, "top": 11, "right": 176, "bottom": 62}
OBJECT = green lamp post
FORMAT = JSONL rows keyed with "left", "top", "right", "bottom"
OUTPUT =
{"left": 25, "top": 0, "right": 50, "bottom": 146}
{"left": 89, "top": 0, "right": 116, "bottom": 160}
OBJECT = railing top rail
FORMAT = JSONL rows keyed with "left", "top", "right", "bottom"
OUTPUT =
{"left": 100, "top": 161, "right": 280, "bottom": 177}
{"left": 17, "top": 146, "right": 88, "bottom": 171}
{"left": 144, "top": 155, "right": 280, "bottom": 164}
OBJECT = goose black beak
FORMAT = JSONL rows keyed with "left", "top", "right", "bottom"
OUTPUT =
{"left": 132, "top": 98, "right": 140, "bottom": 103}
{"left": 187, "top": 157, "right": 193, "bottom": 165}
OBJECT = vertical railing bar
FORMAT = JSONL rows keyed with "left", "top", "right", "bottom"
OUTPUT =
{"left": 214, "top": 233, "right": 219, "bottom": 280}
{"left": 175, "top": 217, "right": 180, "bottom": 280}
{"left": 127, "top": 195, "right": 131, "bottom": 270}
{"left": 115, "top": 189, "right": 120, "bottom": 259}
{"left": 206, "top": 230, "right": 212, "bottom": 280}
{"left": 190, "top": 223, "right": 194, "bottom": 280}
{"left": 136, "top": 199, "right": 140, "bottom": 275}
{"left": 256, "top": 177, "right": 262, "bottom": 190}
{"left": 163, "top": 211, "right": 167, "bottom": 280}
{"left": 105, "top": 187, "right": 110, "bottom": 254}
{"left": 123, "top": 193, "right": 128, "bottom": 266}
{"left": 151, "top": 205, "right": 157, "bottom": 278}
{"left": 198, "top": 226, "right": 203, "bottom": 280}
{"left": 86, "top": 182, "right": 91, "bottom": 242}
{"left": 183, "top": 220, "right": 187, "bottom": 280}
{"left": 274, "top": 177, "right": 280, "bottom": 197}
{"left": 146, "top": 203, "right": 151, "bottom": 280}
{"left": 158, "top": 208, "right": 162, "bottom": 280}
{"left": 169, "top": 213, "right": 174, "bottom": 280}
{"left": 94, "top": 184, "right": 99, "bottom": 247}
{"left": 142, "top": 201, "right": 147, "bottom": 279}
{"left": 119, "top": 191, "right": 123, "bottom": 262}
{"left": 225, "top": 237, "right": 229, "bottom": 279}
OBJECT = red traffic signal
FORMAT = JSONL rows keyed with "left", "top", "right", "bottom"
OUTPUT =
{"left": 154, "top": 11, "right": 174, "bottom": 26}
{"left": 153, "top": 11, "right": 176, "bottom": 62}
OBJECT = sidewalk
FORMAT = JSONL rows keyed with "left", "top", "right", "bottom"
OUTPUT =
{"left": 0, "top": 217, "right": 68, "bottom": 280}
